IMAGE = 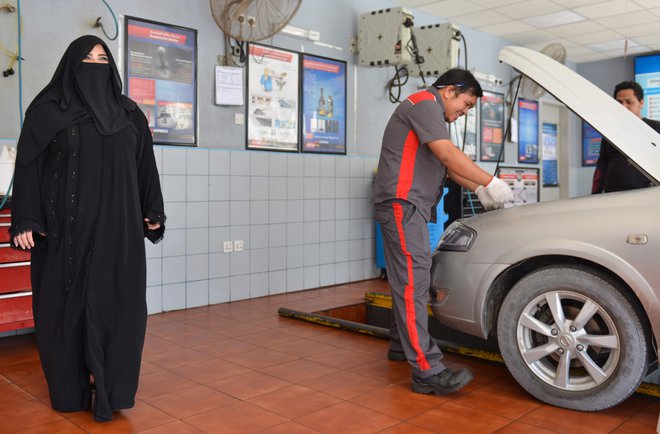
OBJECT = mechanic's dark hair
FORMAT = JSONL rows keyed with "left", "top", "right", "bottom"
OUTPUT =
{"left": 614, "top": 81, "right": 643, "bottom": 101}
{"left": 432, "top": 68, "right": 483, "bottom": 98}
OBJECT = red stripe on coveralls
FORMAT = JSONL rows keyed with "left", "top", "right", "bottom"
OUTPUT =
{"left": 395, "top": 130, "right": 419, "bottom": 199}
{"left": 391, "top": 202, "right": 431, "bottom": 371}
{"left": 406, "top": 90, "right": 435, "bottom": 105}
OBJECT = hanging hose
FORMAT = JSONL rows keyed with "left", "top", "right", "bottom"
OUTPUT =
{"left": 495, "top": 75, "right": 522, "bottom": 175}
{"left": 95, "top": 0, "right": 119, "bottom": 41}
{"left": 0, "top": 0, "right": 22, "bottom": 211}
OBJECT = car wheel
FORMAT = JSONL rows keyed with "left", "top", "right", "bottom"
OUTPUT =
{"left": 497, "top": 265, "right": 649, "bottom": 411}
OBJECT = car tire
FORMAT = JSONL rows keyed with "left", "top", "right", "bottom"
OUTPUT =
{"left": 497, "top": 265, "right": 649, "bottom": 411}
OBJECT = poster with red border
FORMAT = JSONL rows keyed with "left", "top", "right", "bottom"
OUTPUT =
{"left": 246, "top": 43, "right": 300, "bottom": 152}
{"left": 480, "top": 91, "right": 505, "bottom": 161}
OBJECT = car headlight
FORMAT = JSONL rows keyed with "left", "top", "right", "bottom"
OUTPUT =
{"left": 437, "top": 222, "right": 476, "bottom": 252}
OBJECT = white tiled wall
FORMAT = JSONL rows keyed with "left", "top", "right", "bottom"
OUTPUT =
{"left": 146, "top": 147, "right": 380, "bottom": 314}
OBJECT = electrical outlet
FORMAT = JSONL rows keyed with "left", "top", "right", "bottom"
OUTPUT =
{"left": 234, "top": 240, "right": 244, "bottom": 252}
{"left": 223, "top": 241, "right": 233, "bottom": 253}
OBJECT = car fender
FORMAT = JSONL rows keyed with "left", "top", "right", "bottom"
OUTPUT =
{"left": 474, "top": 238, "right": 659, "bottom": 341}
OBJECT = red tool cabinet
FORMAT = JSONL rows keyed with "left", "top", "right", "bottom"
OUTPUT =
{"left": 0, "top": 207, "right": 34, "bottom": 332}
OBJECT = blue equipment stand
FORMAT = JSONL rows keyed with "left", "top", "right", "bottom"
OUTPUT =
{"left": 375, "top": 189, "right": 449, "bottom": 271}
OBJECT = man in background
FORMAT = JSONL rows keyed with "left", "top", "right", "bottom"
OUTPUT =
{"left": 592, "top": 81, "right": 660, "bottom": 193}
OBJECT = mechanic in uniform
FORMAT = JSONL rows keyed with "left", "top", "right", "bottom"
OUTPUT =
{"left": 373, "top": 68, "right": 513, "bottom": 395}
{"left": 592, "top": 81, "right": 660, "bottom": 193}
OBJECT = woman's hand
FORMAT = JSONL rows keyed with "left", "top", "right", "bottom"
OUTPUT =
{"left": 13, "top": 230, "right": 45, "bottom": 250}
{"left": 144, "top": 218, "right": 161, "bottom": 231}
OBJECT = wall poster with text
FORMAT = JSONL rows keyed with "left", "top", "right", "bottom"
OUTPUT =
{"left": 582, "top": 121, "right": 601, "bottom": 166}
{"left": 450, "top": 104, "right": 477, "bottom": 160}
{"left": 479, "top": 91, "right": 505, "bottom": 162}
{"left": 497, "top": 166, "right": 539, "bottom": 207}
{"left": 542, "top": 122, "right": 558, "bottom": 187}
{"left": 124, "top": 16, "right": 197, "bottom": 146}
{"left": 301, "top": 54, "right": 347, "bottom": 154}
{"left": 246, "top": 43, "right": 300, "bottom": 152}
{"left": 518, "top": 98, "right": 539, "bottom": 164}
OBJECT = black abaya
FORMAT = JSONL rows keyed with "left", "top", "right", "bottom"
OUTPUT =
{"left": 9, "top": 36, "right": 165, "bottom": 422}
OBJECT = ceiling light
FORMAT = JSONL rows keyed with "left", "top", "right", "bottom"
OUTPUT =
{"left": 523, "top": 10, "right": 585, "bottom": 29}
{"left": 588, "top": 38, "right": 639, "bottom": 52}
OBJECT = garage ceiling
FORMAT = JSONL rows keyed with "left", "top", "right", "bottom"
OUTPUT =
{"left": 393, "top": 0, "right": 660, "bottom": 63}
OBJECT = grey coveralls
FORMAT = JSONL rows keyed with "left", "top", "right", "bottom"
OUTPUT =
{"left": 373, "top": 86, "right": 449, "bottom": 378}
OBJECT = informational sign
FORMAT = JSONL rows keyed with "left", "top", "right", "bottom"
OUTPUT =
{"left": 497, "top": 166, "right": 539, "bottom": 207}
{"left": 582, "top": 121, "right": 601, "bottom": 166}
{"left": 518, "top": 98, "right": 539, "bottom": 164}
{"left": 450, "top": 105, "right": 477, "bottom": 160}
{"left": 634, "top": 53, "right": 660, "bottom": 121}
{"left": 246, "top": 43, "right": 300, "bottom": 152}
{"left": 542, "top": 123, "right": 558, "bottom": 187}
{"left": 215, "top": 66, "right": 243, "bottom": 106}
{"left": 480, "top": 91, "right": 505, "bottom": 162}
{"left": 124, "top": 17, "right": 197, "bottom": 146}
{"left": 301, "top": 54, "right": 347, "bottom": 154}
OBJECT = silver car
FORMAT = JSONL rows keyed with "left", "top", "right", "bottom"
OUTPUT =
{"left": 430, "top": 46, "right": 660, "bottom": 411}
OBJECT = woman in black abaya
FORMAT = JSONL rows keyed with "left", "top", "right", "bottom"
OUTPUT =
{"left": 9, "top": 35, "right": 165, "bottom": 422}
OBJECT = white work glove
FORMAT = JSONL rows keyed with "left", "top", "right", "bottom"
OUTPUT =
{"left": 475, "top": 185, "right": 503, "bottom": 211}
{"left": 485, "top": 176, "right": 514, "bottom": 204}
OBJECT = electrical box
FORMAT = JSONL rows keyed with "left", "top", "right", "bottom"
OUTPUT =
{"left": 409, "top": 23, "right": 461, "bottom": 77}
{"left": 358, "top": 7, "right": 414, "bottom": 67}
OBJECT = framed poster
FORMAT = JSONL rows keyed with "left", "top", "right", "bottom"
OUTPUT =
{"left": 480, "top": 91, "right": 505, "bottom": 162}
{"left": 518, "top": 98, "right": 539, "bottom": 164}
{"left": 450, "top": 105, "right": 477, "bottom": 160}
{"left": 542, "top": 122, "right": 558, "bottom": 187}
{"left": 301, "top": 54, "right": 347, "bottom": 154}
{"left": 246, "top": 43, "right": 300, "bottom": 152}
{"left": 497, "top": 166, "right": 539, "bottom": 207}
{"left": 634, "top": 53, "right": 660, "bottom": 121}
{"left": 124, "top": 16, "right": 197, "bottom": 146}
{"left": 582, "top": 121, "right": 601, "bottom": 166}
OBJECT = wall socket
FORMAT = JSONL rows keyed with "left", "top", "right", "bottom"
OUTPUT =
{"left": 223, "top": 241, "right": 233, "bottom": 253}
{"left": 233, "top": 240, "right": 244, "bottom": 252}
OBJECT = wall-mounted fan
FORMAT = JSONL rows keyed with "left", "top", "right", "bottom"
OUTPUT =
{"left": 210, "top": 0, "right": 302, "bottom": 42}
{"left": 519, "top": 43, "right": 567, "bottom": 100}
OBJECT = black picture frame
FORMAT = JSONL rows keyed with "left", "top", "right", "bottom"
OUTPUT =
{"left": 300, "top": 53, "right": 347, "bottom": 155}
{"left": 517, "top": 98, "right": 539, "bottom": 164}
{"left": 124, "top": 16, "right": 198, "bottom": 146}
{"left": 246, "top": 43, "right": 300, "bottom": 152}
{"left": 480, "top": 91, "right": 505, "bottom": 162}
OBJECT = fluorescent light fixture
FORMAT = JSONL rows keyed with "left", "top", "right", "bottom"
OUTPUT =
{"left": 588, "top": 38, "right": 639, "bottom": 52}
{"left": 523, "top": 10, "right": 585, "bottom": 29}
{"left": 281, "top": 25, "right": 320, "bottom": 41}
{"left": 313, "top": 41, "right": 343, "bottom": 51}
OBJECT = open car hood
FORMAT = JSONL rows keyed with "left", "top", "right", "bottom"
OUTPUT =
{"left": 499, "top": 46, "right": 660, "bottom": 184}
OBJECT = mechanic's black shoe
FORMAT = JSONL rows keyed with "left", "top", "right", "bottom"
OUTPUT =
{"left": 387, "top": 349, "right": 407, "bottom": 361}
{"left": 411, "top": 367, "right": 474, "bottom": 395}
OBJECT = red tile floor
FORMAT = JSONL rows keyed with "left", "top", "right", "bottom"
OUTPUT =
{"left": 0, "top": 279, "right": 658, "bottom": 433}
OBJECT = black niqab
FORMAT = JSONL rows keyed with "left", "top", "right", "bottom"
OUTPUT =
{"left": 74, "top": 62, "right": 132, "bottom": 135}
{"left": 17, "top": 35, "right": 135, "bottom": 165}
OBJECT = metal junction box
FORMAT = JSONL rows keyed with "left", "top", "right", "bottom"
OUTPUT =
{"left": 358, "top": 7, "right": 414, "bottom": 67}
{"left": 409, "top": 23, "right": 461, "bottom": 77}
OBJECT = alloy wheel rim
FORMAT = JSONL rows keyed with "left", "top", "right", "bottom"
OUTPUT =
{"left": 515, "top": 289, "right": 620, "bottom": 391}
